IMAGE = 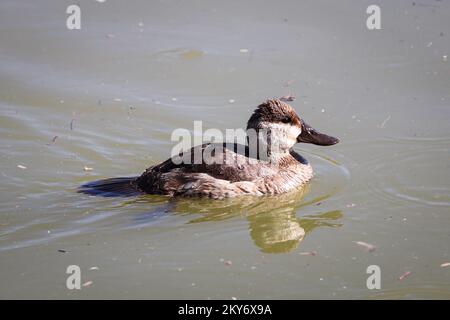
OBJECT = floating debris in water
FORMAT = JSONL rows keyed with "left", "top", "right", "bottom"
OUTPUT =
{"left": 231, "top": 297, "right": 237, "bottom": 300}
{"left": 83, "top": 166, "right": 93, "bottom": 172}
{"left": 353, "top": 241, "right": 376, "bottom": 252}
{"left": 426, "top": 42, "right": 433, "bottom": 48}
{"left": 228, "top": 99, "right": 235, "bottom": 104}
{"left": 171, "top": 97, "right": 177, "bottom": 102}
{"left": 90, "top": 266, "right": 99, "bottom": 270}
{"left": 113, "top": 98, "right": 122, "bottom": 102}
{"left": 224, "top": 260, "right": 233, "bottom": 266}
{"left": 58, "top": 249, "right": 67, "bottom": 253}
{"left": 138, "top": 22, "right": 144, "bottom": 27}
{"left": 239, "top": 49, "right": 249, "bottom": 53}
{"left": 47, "top": 136, "right": 58, "bottom": 146}
{"left": 279, "top": 94, "right": 295, "bottom": 102}
{"left": 17, "top": 164, "right": 27, "bottom": 170}
{"left": 443, "top": 55, "right": 448, "bottom": 62}
{"left": 346, "top": 203, "right": 356, "bottom": 208}
{"left": 321, "top": 108, "right": 325, "bottom": 113}
{"left": 106, "top": 33, "right": 115, "bottom": 38}
{"left": 440, "top": 262, "right": 450, "bottom": 268}
{"left": 380, "top": 115, "right": 391, "bottom": 128}
{"left": 399, "top": 271, "right": 411, "bottom": 281}
{"left": 70, "top": 119, "right": 75, "bottom": 130}
{"left": 95, "top": 0, "right": 106, "bottom": 3}
{"left": 182, "top": 50, "right": 203, "bottom": 60}
{"left": 299, "top": 251, "right": 317, "bottom": 256}
{"left": 82, "top": 281, "right": 93, "bottom": 287}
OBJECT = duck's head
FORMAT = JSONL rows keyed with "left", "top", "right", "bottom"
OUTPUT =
{"left": 246, "top": 99, "right": 339, "bottom": 156}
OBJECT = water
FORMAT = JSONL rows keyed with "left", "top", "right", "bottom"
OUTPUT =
{"left": 1, "top": 0, "right": 449, "bottom": 299}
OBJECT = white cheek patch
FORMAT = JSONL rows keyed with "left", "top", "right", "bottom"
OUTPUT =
{"left": 289, "top": 125, "right": 302, "bottom": 138}
{"left": 260, "top": 122, "right": 302, "bottom": 145}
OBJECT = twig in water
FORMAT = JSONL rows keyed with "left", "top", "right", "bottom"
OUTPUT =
{"left": 380, "top": 115, "right": 391, "bottom": 128}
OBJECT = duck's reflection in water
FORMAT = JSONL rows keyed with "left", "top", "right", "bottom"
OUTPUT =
{"left": 171, "top": 186, "right": 343, "bottom": 253}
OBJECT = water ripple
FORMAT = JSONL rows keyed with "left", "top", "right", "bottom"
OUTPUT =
{"left": 363, "top": 137, "right": 450, "bottom": 207}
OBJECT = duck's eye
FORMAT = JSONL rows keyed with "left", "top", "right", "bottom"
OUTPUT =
{"left": 281, "top": 116, "right": 291, "bottom": 124}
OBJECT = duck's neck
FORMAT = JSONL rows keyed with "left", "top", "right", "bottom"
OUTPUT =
{"left": 246, "top": 138, "right": 292, "bottom": 165}
{"left": 246, "top": 127, "right": 295, "bottom": 165}
{"left": 253, "top": 143, "right": 291, "bottom": 165}
{"left": 267, "top": 149, "right": 293, "bottom": 165}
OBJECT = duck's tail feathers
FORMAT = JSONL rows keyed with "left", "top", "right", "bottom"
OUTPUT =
{"left": 78, "top": 177, "right": 142, "bottom": 197}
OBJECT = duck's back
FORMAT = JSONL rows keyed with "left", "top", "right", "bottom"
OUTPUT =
{"left": 79, "top": 143, "right": 312, "bottom": 199}
{"left": 134, "top": 143, "right": 312, "bottom": 199}
{"left": 135, "top": 143, "right": 268, "bottom": 197}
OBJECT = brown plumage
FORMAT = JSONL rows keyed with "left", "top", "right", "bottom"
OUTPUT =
{"left": 79, "top": 99, "right": 339, "bottom": 199}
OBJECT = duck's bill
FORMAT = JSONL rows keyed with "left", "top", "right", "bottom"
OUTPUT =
{"left": 297, "top": 122, "right": 340, "bottom": 146}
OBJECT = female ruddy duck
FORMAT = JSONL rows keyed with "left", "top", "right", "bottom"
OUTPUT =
{"left": 79, "top": 99, "right": 339, "bottom": 199}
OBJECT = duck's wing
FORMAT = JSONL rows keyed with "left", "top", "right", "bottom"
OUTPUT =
{"left": 145, "top": 143, "right": 265, "bottom": 180}
{"left": 135, "top": 143, "right": 270, "bottom": 193}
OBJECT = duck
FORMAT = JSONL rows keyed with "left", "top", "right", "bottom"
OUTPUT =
{"left": 79, "top": 98, "right": 339, "bottom": 199}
